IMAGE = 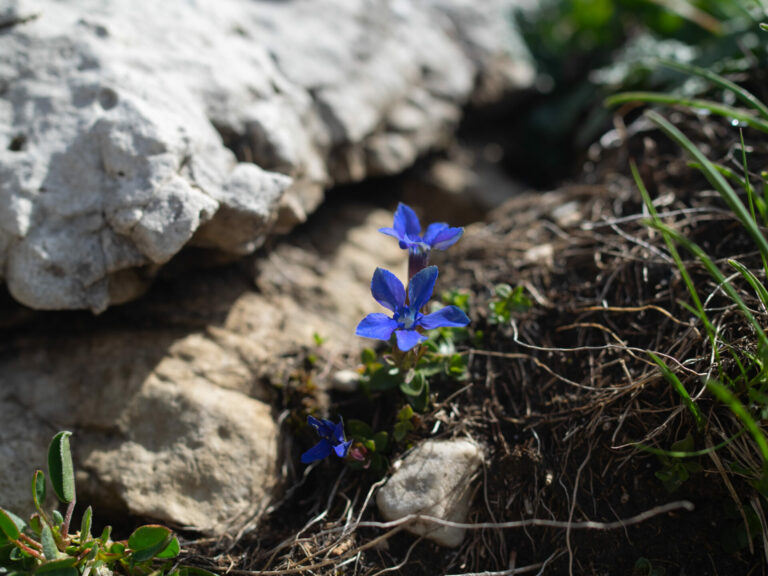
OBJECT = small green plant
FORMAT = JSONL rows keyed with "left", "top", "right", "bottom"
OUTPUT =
{"left": 488, "top": 283, "right": 532, "bottom": 325}
{"left": 0, "top": 432, "right": 212, "bottom": 576}
{"left": 300, "top": 204, "right": 472, "bottom": 465}
{"left": 654, "top": 433, "right": 703, "bottom": 493}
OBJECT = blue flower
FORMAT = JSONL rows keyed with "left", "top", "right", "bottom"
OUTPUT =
{"left": 379, "top": 203, "right": 464, "bottom": 253}
{"left": 379, "top": 203, "right": 463, "bottom": 277}
{"left": 301, "top": 416, "right": 353, "bottom": 464}
{"left": 355, "top": 266, "right": 470, "bottom": 352}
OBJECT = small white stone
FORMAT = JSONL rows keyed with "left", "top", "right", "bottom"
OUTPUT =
{"left": 376, "top": 438, "right": 484, "bottom": 547}
{"left": 331, "top": 369, "right": 360, "bottom": 393}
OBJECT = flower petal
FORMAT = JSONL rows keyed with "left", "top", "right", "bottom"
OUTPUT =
{"left": 407, "top": 265, "right": 438, "bottom": 311}
{"left": 419, "top": 305, "right": 470, "bottom": 330}
{"left": 395, "top": 329, "right": 427, "bottom": 352}
{"left": 423, "top": 222, "right": 448, "bottom": 244}
{"left": 356, "top": 313, "right": 398, "bottom": 340}
{"left": 371, "top": 268, "right": 406, "bottom": 312}
{"left": 333, "top": 439, "right": 353, "bottom": 458}
{"left": 393, "top": 203, "right": 422, "bottom": 239}
{"left": 333, "top": 419, "right": 346, "bottom": 444}
{"left": 307, "top": 415, "right": 337, "bottom": 439}
{"left": 301, "top": 439, "right": 333, "bottom": 463}
{"left": 378, "top": 226, "right": 404, "bottom": 241}
{"left": 428, "top": 225, "right": 463, "bottom": 250}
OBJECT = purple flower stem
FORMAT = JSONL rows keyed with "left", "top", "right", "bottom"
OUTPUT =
{"left": 408, "top": 249, "right": 429, "bottom": 280}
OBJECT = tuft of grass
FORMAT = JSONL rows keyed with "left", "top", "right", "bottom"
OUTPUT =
{"left": 621, "top": 58, "right": 768, "bottom": 496}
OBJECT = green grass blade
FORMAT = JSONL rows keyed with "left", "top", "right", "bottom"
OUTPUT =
{"left": 738, "top": 129, "right": 768, "bottom": 278}
{"left": 707, "top": 379, "right": 768, "bottom": 465}
{"left": 648, "top": 221, "right": 768, "bottom": 350}
{"left": 648, "top": 351, "right": 704, "bottom": 431}
{"left": 631, "top": 161, "right": 718, "bottom": 354}
{"left": 740, "top": 129, "right": 759, "bottom": 226}
{"left": 688, "top": 162, "right": 748, "bottom": 190}
{"left": 646, "top": 110, "right": 768, "bottom": 261}
{"left": 637, "top": 429, "right": 745, "bottom": 459}
{"left": 729, "top": 259, "right": 768, "bottom": 311}
{"left": 605, "top": 93, "right": 768, "bottom": 133}
{"left": 658, "top": 59, "right": 768, "bottom": 120}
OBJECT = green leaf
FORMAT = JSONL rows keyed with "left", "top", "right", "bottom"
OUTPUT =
{"left": 47, "top": 432, "right": 75, "bottom": 504}
{"left": 670, "top": 433, "right": 694, "bottom": 453}
{"left": 32, "top": 471, "right": 46, "bottom": 516}
{"left": 372, "top": 431, "right": 388, "bottom": 452}
{"left": 128, "top": 525, "right": 174, "bottom": 563}
{"left": 399, "top": 372, "right": 426, "bottom": 397}
{"left": 109, "top": 542, "right": 125, "bottom": 555}
{"left": 393, "top": 421, "right": 413, "bottom": 442}
{"left": 41, "top": 524, "right": 58, "bottom": 561}
{"left": 367, "top": 366, "right": 401, "bottom": 392}
{"left": 28, "top": 515, "right": 42, "bottom": 536}
{"left": 34, "top": 558, "right": 77, "bottom": 576}
{"left": 85, "top": 543, "right": 99, "bottom": 562}
{"left": 396, "top": 404, "right": 414, "bottom": 422}
{"left": 51, "top": 512, "right": 63, "bottom": 528}
{"left": 0, "top": 509, "right": 21, "bottom": 541}
{"left": 79, "top": 507, "right": 92, "bottom": 541}
{"left": 155, "top": 536, "right": 180, "bottom": 559}
{"left": 98, "top": 526, "right": 111, "bottom": 545}
{"left": 407, "top": 380, "right": 430, "bottom": 412}
{"left": 345, "top": 420, "right": 373, "bottom": 439}
{"left": 494, "top": 284, "right": 512, "bottom": 299}
{"left": 361, "top": 348, "right": 377, "bottom": 365}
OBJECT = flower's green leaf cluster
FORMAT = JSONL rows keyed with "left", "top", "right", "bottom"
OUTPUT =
{"left": 488, "top": 284, "right": 532, "bottom": 325}
{"left": 0, "top": 433, "right": 215, "bottom": 576}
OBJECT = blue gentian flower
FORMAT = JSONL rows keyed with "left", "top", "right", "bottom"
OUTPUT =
{"left": 379, "top": 203, "right": 464, "bottom": 277}
{"left": 301, "top": 416, "right": 353, "bottom": 463}
{"left": 355, "top": 266, "right": 470, "bottom": 352}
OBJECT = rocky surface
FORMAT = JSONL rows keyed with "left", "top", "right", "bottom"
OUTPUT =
{"left": 376, "top": 438, "right": 484, "bottom": 547}
{"left": 0, "top": 206, "right": 404, "bottom": 534}
{"left": 0, "top": 0, "right": 533, "bottom": 312}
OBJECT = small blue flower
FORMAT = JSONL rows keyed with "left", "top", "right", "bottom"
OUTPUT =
{"left": 355, "top": 266, "right": 470, "bottom": 352}
{"left": 379, "top": 203, "right": 463, "bottom": 277}
{"left": 379, "top": 203, "right": 464, "bottom": 253}
{"left": 301, "top": 416, "right": 353, "bottom": 464}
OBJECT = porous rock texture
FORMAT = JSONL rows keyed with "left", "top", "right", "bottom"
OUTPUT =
{"left": 376, "top": 438, "right": 484, "bottom": 547}
{"left": 0, "top": 206, "right": 404, "bottom": 534}
{"left": 0, "top": 0, "right": 533, "bottom": 312}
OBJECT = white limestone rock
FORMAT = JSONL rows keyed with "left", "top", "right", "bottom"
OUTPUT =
{"left": 0, "top": 0, "right": 532, "bottom": 312}
{"left": 377, "top": 438, "right": 484, "bottom": 547}
{"left": 0, "top": 205, "right": 403, "bottom": 535}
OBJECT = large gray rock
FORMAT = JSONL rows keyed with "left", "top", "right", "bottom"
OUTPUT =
{"left": 0, "top": 206, "right": 404, "bottom": 534}
{"left": 376, "top": 438, "right": 484, "bottom": 547}
{"left": 0, "top": 0, "right": 533, "bottom": 312}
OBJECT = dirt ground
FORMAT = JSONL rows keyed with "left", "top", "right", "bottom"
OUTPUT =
{"left": 173, "top": 102, "right": 768, "bottom": 576}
